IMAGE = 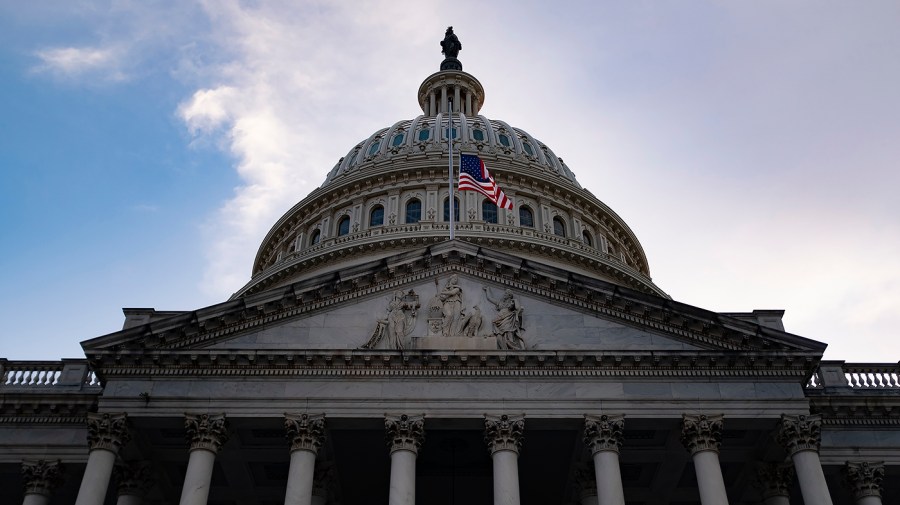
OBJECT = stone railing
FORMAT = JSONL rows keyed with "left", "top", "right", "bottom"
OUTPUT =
{"left": 0, "top": 359, "right": 100, "bottom": 389}
{"left": 805, "top": 361, "right": 900, "bottom": 390}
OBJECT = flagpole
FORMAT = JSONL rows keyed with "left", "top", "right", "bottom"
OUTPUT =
{"left": 448, "top": 99, "right": 455, "bottom": 240}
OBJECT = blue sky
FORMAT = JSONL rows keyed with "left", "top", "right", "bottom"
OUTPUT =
{"left": 2, "top": 1, "right": 899, "bottom": 362}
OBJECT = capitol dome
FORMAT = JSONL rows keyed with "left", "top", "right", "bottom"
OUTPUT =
{"left": 234, "top": 45, "right": 666, "bottom": 300}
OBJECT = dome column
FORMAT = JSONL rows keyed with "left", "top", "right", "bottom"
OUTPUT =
{"left": 485, "top": 415, "right": 524, "bottom": 505}
{"left": 429, "top": 91, "right": 436, "bottom": 116}
{"left": 283, "top": 414, "right": 326, "bottom": 505}
{"left": 441, "top": 86, "right": 448, "bottom": 114}
{"left": 75, "top": 413, "right": 131, "bottom": 505}
{"left": 465, "top": 91, "right": 472, "bottom": 116}
{"left": 777, "top": 414, "right": 833, "bottom": 505}
{"left": 681, "top": 414, "right": 729, "bottom": 505}
{"left": 584, "top": 415, "right": 626, "bottom": 505}
{"left": 385, "top": 414, "right": 425, "bottom": 505}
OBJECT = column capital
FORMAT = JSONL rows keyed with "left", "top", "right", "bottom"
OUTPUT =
{"left": 776, "top": 414, "right": 822, "bottom": 455}
{"left": 573, "top": 462, "right": 597, "bottom": 501}
{"left": 184, "top": 413, "right": 229, "bottom": 453}
{"left": 284, "top": 413, "right": 326, "bottom": 454}
{"left": 680, "top": 413, "right": 724, "bottom": 455}
{"left": 385, "top": 414, "right": 425, "bottom": 455}
{"left": 86, "top": 412, "right": 131, "bottom": 452}
{"left": 755, "top": 462, "right": 795, "bottom": 499}
{"left": 583, "top": 414, "right": 624, "bottom": 455}
{"left": 22, "top": 459, "right": 64, "bottom": 497}
{"left": 842, "top": 461, "right": 884, "bottom": 500}
{"left": 113, "top": 461, "right": 152, "bottom": 498}
{"left": 484, "top": 414, "right": 525, "bottom": 455}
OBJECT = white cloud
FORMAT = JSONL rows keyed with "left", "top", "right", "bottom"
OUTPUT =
{"left": 33, "top": 45, "right": 127, "bottom": 81}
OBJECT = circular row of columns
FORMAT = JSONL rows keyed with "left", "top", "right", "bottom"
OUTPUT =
{"left": 19, "top": 412, "right": 888, "bottom": 505}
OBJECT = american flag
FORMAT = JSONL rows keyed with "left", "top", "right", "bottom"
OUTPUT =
{"left": 458, "top": 154, "right": 513, "bottom": 209}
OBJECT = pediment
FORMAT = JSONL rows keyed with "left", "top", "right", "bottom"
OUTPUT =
{"left": 81, "top": 241, "right": 826, "bottom": 357}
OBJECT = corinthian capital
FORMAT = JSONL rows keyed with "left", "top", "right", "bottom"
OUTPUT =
{"left": 284, "top": 413, "right": 326, "bottom": 454}
{"left": 385, "top": 414, "right": 425, "bottom": 455}
{"left": 484, "top": 414, "right": 525, "bottom": 455}
{"left": 184, "top": 413, "right": 229, "bottom": 453}
{"left": 22, "top": 460, "right": 64, "bottom": 497}
{"left": 843, "top": 461, "right": 884, "bottom": 500}
{"left": 776, "top": 414, "right": 822, "bottom": 456}
{"left": 755, "top": 462, "right": 794, "bottom": 499}
{"left": 113, "top": 462, "right": 152, "bottom": 498}
{"left": 680, "top": 414, "right": 723, "bottom": 455}
{"left": 87, "top": 412, "right": 131, "bottom": 452}
{"left": 583, "top": 414, "right": 624, "bottom": 455}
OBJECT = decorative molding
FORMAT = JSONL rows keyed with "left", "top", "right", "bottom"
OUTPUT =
{"left": 21, "top": 459, "right": 64, "bottom": 497}
{"left": 184, "top": 413, "right": 229, "bottom": 453}
{"left": 680, "top": 414, "right": 723, "bottom": 455}
{"left": 777, "top": 414, "right": 822, "bottom": 456}
{"left": 755, "top": 462, "right": 794, "bottom": 499}
{"left": 86, "top": 412, "right": 130, "bottom": 452}
{"left": 842, "top": 461, "right": 884, "bottom": 500}
{"left": 583, "top": 414, "right": 624, "bottom": 455}
{"left": 484, "top": 414, "right": 524, "bottom": 455}
{"left": 385, "top": 414, "right": 425, "bottom": 455}
{"left": 114, "top": 461, "right": 152, "bottom": 497}
{"left": 284, "top": 413, "right": 326, "bottom": 454}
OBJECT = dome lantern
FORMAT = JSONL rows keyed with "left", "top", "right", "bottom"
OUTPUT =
{"left": 418, "top": 27, "right": 485, "bottom": 117}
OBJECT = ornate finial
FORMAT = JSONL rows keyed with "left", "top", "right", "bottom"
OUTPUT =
{"left": 440, "top": 27, "right": 463, "bottom": 71}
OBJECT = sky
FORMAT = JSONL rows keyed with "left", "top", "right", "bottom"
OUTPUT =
{"left": 1, "top": 1, "right": 899, "bottom": 362}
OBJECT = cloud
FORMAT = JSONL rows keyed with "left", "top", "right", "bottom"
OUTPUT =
{"left": 33, "top": 45, "right": 127, "bottom": 81}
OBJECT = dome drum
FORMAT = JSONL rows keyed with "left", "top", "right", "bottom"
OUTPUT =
{"left": 417, "top": 71, "right": 485, "bottom": 116}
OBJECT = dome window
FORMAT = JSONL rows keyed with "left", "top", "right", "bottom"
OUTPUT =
{"left": 405, "top": 199, "right": 422, "bottom": 224}
{"left": 337, "top": 216, "right": 350, "bottom": 236}
{"left": 582, "top": 231, "right": 593, "bottom": 247}
{"left": 553, "top": 216, "right": 566, "bottom": 237}
{"left": 367, "top": 141, "right": 381, "bottom": 156}
{"left": 444, "top": 127, "right": 457, "bottom": 139}
{"left": 473, "top": 129, "right": 485, "bottom": 141}
{"left": 443, "top": 197, "right": 460, "bottom": 222}
{"left": 418, "top": 129, "right": 431, "bottom": 142}
{"left": 519, "top": 206, "right": 534, "bottom": 228}
{"left": 370, "top": 205, "right": 384, "bottom": 227}
{"left": 482, "top": 200, "right": 498, "bottom": 224}
{"left": 391, "top": 133, "right": 405, "bottom": 147}
{"left": 522, "top": 142, "right": 535, "bottom": 157}
{"left": 309, "top": 229, "right": 321, "bottom": 246}
{"left": 498, "top": 134, "right": 511, "bottom": 147}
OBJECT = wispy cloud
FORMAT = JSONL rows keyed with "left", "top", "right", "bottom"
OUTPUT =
{"left": 33, "top": 45, "right": 127, "bottom": 81}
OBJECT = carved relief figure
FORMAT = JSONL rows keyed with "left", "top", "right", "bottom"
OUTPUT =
{"left": 459, "top": 305, "right": 483, "bottom": 336}
{"left": 362, "top": 290, "right": 420, "bottom": 349}
{"left": 439, "top": 274, "right": 463, "bottom": 336}
{"left": 483, "top": 287, "right": 525, "bottom": 350}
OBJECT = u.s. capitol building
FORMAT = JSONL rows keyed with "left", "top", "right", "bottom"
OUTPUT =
{"left": 2, "top": 28, "right": 897, "bottom": 505}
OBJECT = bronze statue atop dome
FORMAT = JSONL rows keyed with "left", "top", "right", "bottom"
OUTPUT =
{"left": 439, "top": 26, "right": 463, "bottom": 71}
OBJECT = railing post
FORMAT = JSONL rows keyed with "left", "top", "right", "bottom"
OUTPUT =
{"left": 818, "top": 361, "right": 848, "bottom": 388}
{"left": 59, "top": 360, "right": 90, "bottom": 389}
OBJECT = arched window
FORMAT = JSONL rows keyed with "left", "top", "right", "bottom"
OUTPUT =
{"left": 391, "top": 133, "right": 405, "bottom": 147}
{"left": 482, "top": 200, "right": 498, "bottom": 224}
{"left": 367, "top": 141, "right": 381, "bottom": 156}
{"left": 498, "top": 134, "right": 511, "bottom": 147}
{"left": 519, "top": 206, "right": 534, "bottom": 228}
{"left": 582, "top": 231, "right": 593, "bottom": 247}
{"left": 370, "top": 205, "right": 384, "bottom": 227}
{"left": 522, "top": 142, "right": 535, "bottom": 157}
{"left": 309, "top": 229, "right": 321, "bottom": 246}
{"left": 405, "top": 199, "right": 421, "bottom": 224}
{"left": 418, "top": 128, "right": 431, "bottom": 142}
{"left": 443, "top": 197, "right": 460, "bottom": 222}
{"left": 337, "top": 216, "right": 350, "bottom": 236}
{"left": 553, "top": 216, "right": 566, "bottom": 237}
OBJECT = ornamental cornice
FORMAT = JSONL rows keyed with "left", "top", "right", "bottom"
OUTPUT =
{"left": 680, "top": 414, "right": 724, "bottom": 455}
{"left": 384, "top": 414, "right": 425, "bottom": 454}
{"left": 484, "top": 414, "right": 524, "bottom": 455}
{"left": 86, "top": 412, "right": 130, "bottom": 452}
{"left": 842, "top": 461, "right": 884, "bottom": 500}
{"left": 755, "top": 462, "right": 794, "bottom": 499}
{"left": 22, "top": 459, "right": 64, "bottom": 496}
{"left": 583, "top": 414, "right": 624, "bottom": 455}
{"left": 284, "top": 413, "right": 326, "bottom": 454}
{"left": 184, "top": 413, "right": 229, "bottom": 453}
{"left": 777, "top": 414, "right": 822, "bottom": 455}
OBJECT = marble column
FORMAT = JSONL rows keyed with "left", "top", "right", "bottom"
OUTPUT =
{"left": 843, "top": 461, "right": 885, "bottom": 505}
{"left": 75, "top": 412, "right": 131, "bottom": 505}
{"left": 180, "top": 413, "right": 229, "bottom": 505}
{"left": 756, "top": 462, "right": 794, "bottom": 505}
{"left": 681, "top": 414, "right": 729, "bottom": 505}
{"left": 21, "top": 460, "right": 64, "bottom": 505}
{"left": 283, "top": 414, "right": 326, "bottom": 505}
{"left": 114, "top": 462, "right": 152, "bottom": 505}
{"left": 574, "top": 462, "right": 599, "bottom": 505}
{"left": 485, "top": 414, "right": 525, "bottom": 505}
{"left": 385, "top": 414, "right": 425, "bottom": 505}
{"left": 583, "top": 414, "right": 625, "bottom": 505}
{"left": 776, "top": 414, "right": 833, "bottom": 505}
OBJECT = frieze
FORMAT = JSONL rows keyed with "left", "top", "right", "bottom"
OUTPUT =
{"left": 284, "top": 413, "right": 326, "bottom": 454}
{"left": 484, "top": 414, "right": 524, "bottom": 455}
{"left": 87, "top": 412, "right": 130, "bottom": 452}
{"left": 680, "top": 414, "right": 723, "bottom": 455}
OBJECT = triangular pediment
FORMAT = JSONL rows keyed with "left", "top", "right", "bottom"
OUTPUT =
{"left": 81, "top": 241, "right": 826, "bottom": 358}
